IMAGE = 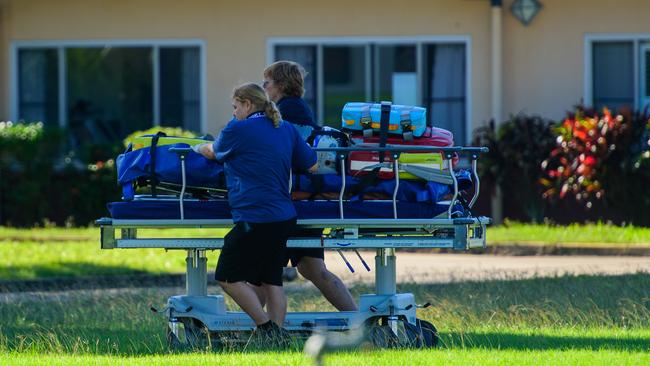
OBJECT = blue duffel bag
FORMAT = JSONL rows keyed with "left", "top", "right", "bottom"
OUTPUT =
{"left": 116, "top": 134, "right": 224, "bottom": 200}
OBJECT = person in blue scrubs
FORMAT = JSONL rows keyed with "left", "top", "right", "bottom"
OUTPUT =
{"left": 263, "top": 61, "right": 358, "bottom": 312}
{"left": 196, "top": 82, "right": 317, "bottom": 341}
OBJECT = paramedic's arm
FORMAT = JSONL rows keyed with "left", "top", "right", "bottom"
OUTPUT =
{"left": 292, "top": 128, "right": 318, "bottom": 173}
{"left": 211, "top": 121, "right": 239, "bottom": 163}
{"left": 194, "top": 143, "right": 216, "bottom": 159}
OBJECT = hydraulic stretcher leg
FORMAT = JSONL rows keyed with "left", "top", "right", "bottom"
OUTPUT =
{"left": 186, "top": 249, "right": 207, "bottom": 297}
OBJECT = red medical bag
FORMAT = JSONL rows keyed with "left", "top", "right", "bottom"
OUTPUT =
{"left": 349, "top": 127, "right": 457, "bottom": 180}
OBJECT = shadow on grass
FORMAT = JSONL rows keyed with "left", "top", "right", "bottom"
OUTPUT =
{"left": 441, "top": 331, "right": 650, "bottom": 351}
{"left": 0, "top": 263, "right": 182, "bottom": 292}
{"left": 1, "top": 273, "right": 649, "bottom": 355}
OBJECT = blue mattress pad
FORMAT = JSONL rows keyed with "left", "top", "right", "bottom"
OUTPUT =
{"left": 107, "top": 199, "right": 455, "bottom": 220}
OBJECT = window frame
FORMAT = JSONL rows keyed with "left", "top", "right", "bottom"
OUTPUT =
{"left": 583, "top": 33, "right": 650, "bottom": 110}
{"left": 10, "top": 39, "right": 206, "bottom": 133}
{"left": 267, "top": 35, "right": 472, "bottom": 143}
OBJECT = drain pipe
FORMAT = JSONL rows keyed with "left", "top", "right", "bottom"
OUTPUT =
{"left": 490, "top": 0, "right": 504, "bottom": 225}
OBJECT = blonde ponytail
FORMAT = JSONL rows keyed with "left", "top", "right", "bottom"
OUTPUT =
{"left": 264, "top": 100, "right": 282, "bottom": 128}
{"left": 232, "top": 82, "right": 282, "bottom": 128}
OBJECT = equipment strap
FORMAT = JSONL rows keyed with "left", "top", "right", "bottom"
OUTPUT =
{"left": 149, "top": 131, "right": 166, "bottom": 197}
{"left": 360, "top": 104, "right": 372, "bottom": 130}
{"left": 379, "top": 101, "right": 391, "bottom": 163}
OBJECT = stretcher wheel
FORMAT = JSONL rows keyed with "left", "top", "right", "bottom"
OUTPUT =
{"left": 365, "top": 317, "right": 423, "bottom": 348}
{"left": 368, "top": 324, "right": 400, "bottom": 348}
{"left": 166, "top": 324, "right": 184, "bottom": 351}
{"left": 416, "top": 319, "right": 439, "bottom": 348}
{"left": 180, "top": 317, "right": 215, "bottom": 351}
{"left": 402, "top": 321, "right": 424, "bottom": 348}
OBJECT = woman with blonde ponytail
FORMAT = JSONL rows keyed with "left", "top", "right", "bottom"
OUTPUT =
{"left": 195, "top": 82, "right": 317, "bottom": 344}
{"left": 260, "top": 100, "right": 281, "bottom": 128}
{"left": 263, "top": 61, "right": 358, "bottom": 312}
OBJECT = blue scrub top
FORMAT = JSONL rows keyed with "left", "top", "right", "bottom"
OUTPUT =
{"left": 213, "top": 112, "right": 317, "bottom": 223}
{"left": 277, "top": 96, "right": 319, "bottom": 129}
{"left": 277, "top": 96, "right": 320, "bottom": 140}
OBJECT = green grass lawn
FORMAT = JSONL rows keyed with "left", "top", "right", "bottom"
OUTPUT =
{"left": 489, "top": 221, "right": 650, "bottom": 246}
{"left": 4, "top": 349, "right": 650, "bottom": 366}
{"left": 0, "top": 273, "right": 648, "bottom": 365}
{"left": 1, "top": 223, "right": 649, "bottom": 281}
{"left": 2, "top": 222, "right": 649, "bottom": 244}
{"left": 0, "top": 228, "right": 229, "bottom": 280}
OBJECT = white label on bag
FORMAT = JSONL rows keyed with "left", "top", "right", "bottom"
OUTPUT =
{"left": 350, "top": 160, "right": 393, "bottom": 173}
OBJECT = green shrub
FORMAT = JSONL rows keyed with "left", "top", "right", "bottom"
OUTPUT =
{"left": 0, "top": 122, "right": 120, "bottom": 226}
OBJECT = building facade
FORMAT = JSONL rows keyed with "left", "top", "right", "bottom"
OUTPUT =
{"left": 1, "top": 0, "right": 648, "bottom": 145}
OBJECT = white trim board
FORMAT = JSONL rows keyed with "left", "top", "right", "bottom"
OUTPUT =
{"left": 267, "top": 35, "right": 471, "bottom": 45}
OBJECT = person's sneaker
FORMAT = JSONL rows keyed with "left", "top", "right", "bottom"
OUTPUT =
{"left": 246, "top": 321, "right": 293, "bottom": 350}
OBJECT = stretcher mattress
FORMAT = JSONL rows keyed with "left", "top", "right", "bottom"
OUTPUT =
{"left": 107, "top": 200, "right": 456, "bottom": 220}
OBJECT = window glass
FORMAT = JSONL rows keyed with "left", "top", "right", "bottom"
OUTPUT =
{"left": 160, "top": 47, "right": 201, "bottom": 133}
{"left": 425, "top": 44, "right": 466, "bottom": 144}
{"left": 273, "top": 41, "right": 467, "bottom": 138}
{"left": 66, "top": 47, "right": 153, "bottom": 145}
{"left": 18, "top": 49, "right": 59, "bottom": 124}
{"left": 375, "top": 45, "right": 417, "bottom": 103}
{"left": 645, "top": 49, "right": 650, "bottom": 98}
{"left": 593, "top": 41, "right": 634, "bottom": 111}
{"left": 323, "top": 46, "right": 366, "bottom": 127}
{"left": 274, "top": 45, "right": 318, "bottom": 119}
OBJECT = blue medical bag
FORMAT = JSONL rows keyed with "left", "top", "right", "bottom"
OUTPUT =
{"left": 117, "top": 133, "right": 224, "bottom": 200}
{"left": 341, "top": 102, "right": 427, "bottom": 139}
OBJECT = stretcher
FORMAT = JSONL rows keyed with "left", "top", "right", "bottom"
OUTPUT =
{"left": 97, "top": 145, "right": 490, "bottom": 350}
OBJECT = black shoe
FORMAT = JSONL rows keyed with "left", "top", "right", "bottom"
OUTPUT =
{"left": 247, "top": 321, "right": 293, "bottom": 350}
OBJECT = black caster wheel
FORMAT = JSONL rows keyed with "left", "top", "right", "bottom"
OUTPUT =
{"left": 416, "top": 319, "right": 439, "bottom": 348}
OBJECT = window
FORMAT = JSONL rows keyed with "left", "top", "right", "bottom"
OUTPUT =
{"left": 160, "top": 47, "right": 201, "bottom": 132}
{"left": 586, "top": 36, "right": 650, "bottom": 112}
{"left": 424, "top": 44, "right": 466, "bottom": 143}
{"left": 66, "top": 47, "right": 153, "bottom": 143}
{"left": 275, "top": 45, "right": 317, "bottom": 115}
{"left": 592, "top": 41, "right": 634, "bottom": 111}
{"left": 323, "top": 46, "right": 367, "bottom": 125}
{"left": 271, "top": 38, "right": 469, "bottom": 144}
{"left": 14, "top": 42, "right": 203, "bottom": 143}
{"left": 18, "top": 49, "right": 59, "bottom": 125}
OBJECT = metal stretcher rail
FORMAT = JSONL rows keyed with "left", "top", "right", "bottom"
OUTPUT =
{"left": 96, "top": 144, "right": 491, "bottom": 317}
{"left": 98, "top": 216, "right": 490, "bottom": 250}
{"left": 98, "top": 145, "right": 490, "bottom": 252}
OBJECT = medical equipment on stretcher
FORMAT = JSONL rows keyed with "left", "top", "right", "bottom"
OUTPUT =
{"left": 97, "top": 144, "right": 490, "bottom": 350}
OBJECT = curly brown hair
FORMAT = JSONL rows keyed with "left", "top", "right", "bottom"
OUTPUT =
{"left": 263, "top": 60, "right": 306, "bottom": 98}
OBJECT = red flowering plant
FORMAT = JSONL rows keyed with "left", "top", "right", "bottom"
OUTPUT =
{"left": 541, "top": 106, "right": 650, "bottom": 222}
{"left": 636, "top": 118, "right": 650, "bottom": 169}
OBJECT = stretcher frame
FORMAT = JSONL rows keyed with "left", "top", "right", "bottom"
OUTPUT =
{"left": 96, "top": 145, "right": 490, "bottom": 349}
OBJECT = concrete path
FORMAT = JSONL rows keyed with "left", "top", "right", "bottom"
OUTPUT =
{"left": 321, "top": 252, "right": 650, "bottom": 284}
{"left": 2, "top": 253, "right": 649, "bottom": 303}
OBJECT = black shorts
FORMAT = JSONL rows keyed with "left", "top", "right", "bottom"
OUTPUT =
{"left": 284, "top": 228, "right": 324, "bottom": 267}
{"left": 215, "top": 218, "right": 296, "bottom": 286}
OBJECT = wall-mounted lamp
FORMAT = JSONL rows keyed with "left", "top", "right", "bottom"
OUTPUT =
{"left": 511, "top": 0, "right": 542, "bottom": 26}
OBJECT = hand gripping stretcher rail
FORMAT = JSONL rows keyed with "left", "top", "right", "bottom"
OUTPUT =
{"left": 96, "top": 145, "right": 491, "bottom": 349}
